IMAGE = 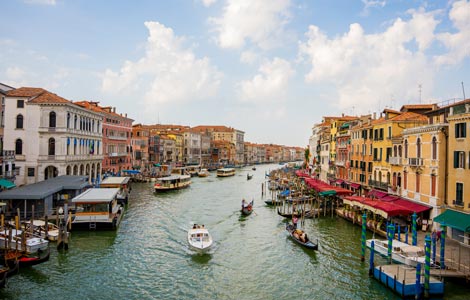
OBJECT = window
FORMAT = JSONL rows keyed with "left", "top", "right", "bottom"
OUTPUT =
{"left": 454, "top": 151, "right": 466, "bottom": 168}
{"left": 388, "top": 126, "right": 391, "bottom": 139}
{"left": 456, "top": 182, "right": 463, "bottom": 205}
{"left": 455, "top": 123, "right": 466, "bottom": 138}
{"left": 15, "top": 139, "right": 23, "bottom": 155}
{"left": 27, "top": 168, "right": 35, "bottom": 177}
{"left": 49, "top": 111, "right": 56, "bottom": 128}
{"left": 431, "top": 174, "right": 436, "bottom": 197}
{"left": 404, "top": 171, "right": 407, "bottom": 189}
{"left": 67, "top": 113, "right": 70, "bottom": 128}
{"left": 404, "top": 140, "right": 408, "bottom": 158}
{"left": 432, "top": 137, "right": 437, "bottom": 160}
{"left": 416, "top": 173, "right": 420, "bottom": 193}
{"left": 17, "top": 100, "right": 24, "bottom": 108}
{"left": 16, "top": 114, "right": 23, "bottom": 129}
{"left": 417, "top": 138, "right": 421, "bottom": 158}
{"left": 48, "top": 138, "right": 55, "bottom": 155}
{"left": 74, "top": 115, "right": 77, "bottom": 129}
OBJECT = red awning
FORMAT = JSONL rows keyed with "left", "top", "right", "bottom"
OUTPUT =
{"left": 350, "top": 183, "right": 361, "bottom": 189}
{"left": 336, "top": 179, "right": 344, "bottom": 184}
{"left": 392, "top": 198, "right": 431, "bottom": 213}
{"left": 368, "top": 189, "right": 388, "bottom": 198}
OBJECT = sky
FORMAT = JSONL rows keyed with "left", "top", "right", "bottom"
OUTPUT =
{"left": 1, "top": 0, "right": 469, "bottom": 147}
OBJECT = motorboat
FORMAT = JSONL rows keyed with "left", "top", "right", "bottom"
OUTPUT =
{"left": 187, "top": 225, "right": 213, "bottom": 253}
{"left": 216, "top": 168, "right": 235, "bottom": 177}
{"left": 197, "top": 169, "right": 210, "bottom": 177}
{"left": 366, "top": 238, "right": 427, "bottom": 267}
{"left": 154, "top": 174, "right": 192, "bottom": 192}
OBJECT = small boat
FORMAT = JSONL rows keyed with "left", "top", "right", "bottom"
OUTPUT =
{"left": 277, "top": 209, "right": 313, "bottom": 219}
{"left": 0, "top": 229, "right": 49, "bottom": 254}
{"left": 286, "top": 224, "right": 318, "bottom": 250}
{"left": 197, "top": 169, "right": 210, "bottom": 177}
{"left": 187, "top": 225, "right": 213, "bottom": 253}
{"left": 241, "top": 199, "right": 254, "bottom": 215}
{"left": 154, "top": 174, "right": 192, "bottom": 192}
{"left": 21, "top": 220, "right": 68, "bottom": 242}
{"left": 17, "top": 248, "right": 50, "bottom": 267}
{"left": 216, "top": 168, "right": 235, "bottom": 177}
{"left": 264, "top": 199, "right": 282, "bottom": 206}
{"left": 252, "top": 167, "right": 256, "bottom": 171}
{"left": 366, "top": 239, "right": 427, "bottom": 267}
{"left": 247, "top": 174, "right": 253, "bottom": 180}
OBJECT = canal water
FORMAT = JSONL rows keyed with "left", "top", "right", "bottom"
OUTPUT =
{"left": 1, "top": 163, "right": 469, "bottom": 299}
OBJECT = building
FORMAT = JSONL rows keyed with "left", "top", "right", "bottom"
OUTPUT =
{"left": 75, "top": 101, "right": 133, "bottom": 175}
{"left": 4, "top": 87, "right": 104, "bottom": 187}
{"left": 0, "top": 83, "right": 15, "bottom": 182}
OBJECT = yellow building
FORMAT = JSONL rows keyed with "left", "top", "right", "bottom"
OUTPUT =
{"left": 433, "top": 99, "right": 470, "bottom": 243}
{"left": 370, "top": 109, "right": 427, "bottom": 193}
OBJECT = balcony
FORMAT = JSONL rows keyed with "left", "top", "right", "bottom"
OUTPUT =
{"left": 368, "top": 179, "right": 389, "bottom": 190}
{"left": 408, "top": 157, "right": 423, "bottom": 166}
{"left": 335, "top": 161, "right": 345, "bottom": 167}
{"left": 389, "top": 156, "right": 401, "bottom": 165}
{"left": 106, "top": 135, "right": 128, "bottom": 141}
{"left": 108, "top": 152, "right": 128, "bottom": 157}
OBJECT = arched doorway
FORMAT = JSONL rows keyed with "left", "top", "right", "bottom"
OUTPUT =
{"left": 44, "top": 165, "right": 58, "bottom": 180}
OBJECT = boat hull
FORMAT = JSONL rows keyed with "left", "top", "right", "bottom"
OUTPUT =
{"left": 286, "top": 224, "right": 318, "bottom": 250}
{"left": 188, "top": 227, "right": 213, "bottom": 254}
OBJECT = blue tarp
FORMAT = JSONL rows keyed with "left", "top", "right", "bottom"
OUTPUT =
{"left": 122, "top": 170, "right": 140, "bottom": 175}
{"left": 280, "top": 190, "right": 290, "bottom": 196}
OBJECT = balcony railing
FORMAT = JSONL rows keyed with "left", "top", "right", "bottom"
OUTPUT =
{"left": 389, "top": 156, "right": 401, "bottom": 165}
{"left": 408, "top": 157, "right": 423, "bottom": 166}
{"left": 368, "top": 179, "right": 389, "bottom": 190}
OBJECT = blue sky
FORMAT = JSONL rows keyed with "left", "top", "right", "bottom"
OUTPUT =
{"left": 1, "top": 0, "right": 469, "bottom": 147}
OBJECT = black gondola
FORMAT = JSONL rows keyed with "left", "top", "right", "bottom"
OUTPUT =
{"left": 247, "top": 174, "right": 253, "bottom": 180}
{"left": 264, "top": 199, "right": 282, "bottom": 206}
{"left": 17, "top": 248, "right": 50, "bottom": 267}
{"left": 277, "top": 209, "right": 313, "bottom": 219}
{"left": 286, "top": 224, "right": 318, "bottom": 250}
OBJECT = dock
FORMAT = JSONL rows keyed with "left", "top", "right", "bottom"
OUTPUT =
{"left": 373, "top": 264, "right": 444, "bottom": 298}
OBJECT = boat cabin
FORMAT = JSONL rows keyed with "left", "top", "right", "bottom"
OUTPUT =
{"left": 100, "top": 176, "right": 131, "bottom": 205}
{"left": 216, "top": 168, "right": 235, "bottom": 177}
{"left": 71, "top": 188, "right": 123, "bottom": 230}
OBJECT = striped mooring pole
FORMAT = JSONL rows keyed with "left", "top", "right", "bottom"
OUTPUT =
{"left": 424, "top": 235, "right": 431, "bottom": 298}
{"left": 369, "top": 240, "right": 375, "bottom": 276}
{"left": 412, "top": 212, "right": 417, "bottom": 246}
{"left": 387, "top": 224, "right": 395, "bottom": 264}
{"left": 361, "top": 212, "right": 367, "bottom": 261}
{"left": 415, "top": 263, "right": 422, "bottom": 300}
{"left": 440, "top": 223, "right": 447, "bottom": 269}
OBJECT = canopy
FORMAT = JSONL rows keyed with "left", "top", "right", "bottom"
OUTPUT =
{"left": 0, "top": 179, "right": 16, "bottom": 189}
{"left": 343, "top": 195, "right": 416, "bottom": 218}
{"left": 154, "top": 163, "right": 162, "bottom": 167}
{"left": 305, "top": 178, "right": 353, "bottom": 196}
{"left": 350, "top": 183, "right": 361, "bottom": 189}
{"left": 434, "top": 209, "right": 470, "bottom": 232}
{"left": 319, "top": 190, "right": 336, "bottom": 197}
{"left": 368, "top": 189, "right": 388, "bottom": 198}
{"left": 391, "top": 198, "right": 430, "bottom": 214}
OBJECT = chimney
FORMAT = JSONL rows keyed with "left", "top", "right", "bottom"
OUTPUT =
{"left": 373, "top": 112, "right": 376, "bottom": 120}
{"left": 113, "top": 107, "right": 116, "bottom": 113}
{"left": 342, "top": 113, "right": 344, "bottom": 117}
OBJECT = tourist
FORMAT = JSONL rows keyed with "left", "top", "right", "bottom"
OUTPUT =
{"left": 293, "top": 215, "right": 298, "bottom": 229}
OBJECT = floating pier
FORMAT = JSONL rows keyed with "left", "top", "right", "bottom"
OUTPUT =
{"left": 373, "top": 264, "right": 444, "bottom": 298}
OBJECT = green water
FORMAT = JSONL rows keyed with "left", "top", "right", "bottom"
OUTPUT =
{"left": 1, "top": 164, "right": 469, "bottom": 299}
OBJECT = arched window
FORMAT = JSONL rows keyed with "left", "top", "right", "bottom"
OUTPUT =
{"left": 393, "top": 145, "right": 397, "bottom": 157}
{"left": 67, "top": 113, "right": 70, "bottom": 128}
{"left": 416, "top": 138, "right": 421, "bottom": 158}
{"left": 432, "top": 137, "right": 437, "bottom": 160}
{"left": 398, "top": 145, "right": 402, "bottom": 157}
{"left": 74, "top": 115, "right": 77, "bottom": 129}
{"left": 15, "top": 139, "right": 23, "bottom": 155}
{"left": 16, "top": 114, "right": 23, "bottom": 129}
{"left": 48, "top": 138, "right": 55, "bottom": 155}
{"left": 49, "top": 111, "right": 56, "bottom": 128}
{"left": 404, "top": 140, "right": 408, "bottom": 159}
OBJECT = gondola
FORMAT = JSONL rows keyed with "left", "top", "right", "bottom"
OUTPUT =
{"left": 247, "top": 174, "right": 253, "bottom": 180}
{"left": 252, "top": 167, "right": 256, "bottom": 171}
{"left": 264, "top": 199, "right": 282, "bottom": 206}
{"left": 17, "top": 248, "right": 50, "bottom": 267}
{"left": 277, "top": 209, "right": 311, "bottom": 219}
{"left": 241, "top": 200, "right": 254, "bottom": 215}
{"left": 286, "top": 224, "right": 318, "bottom": 250}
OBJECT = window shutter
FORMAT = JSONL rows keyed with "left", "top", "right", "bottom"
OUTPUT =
{"left": 454, "top": 151, "right": 459, "bottom": 168}
{"left": 455, "top": 125, "right": 459, "bottom": 137}
{"left": 464, "top": 124, "right": 467, "bottom": 137}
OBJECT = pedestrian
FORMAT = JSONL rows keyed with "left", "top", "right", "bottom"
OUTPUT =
{"left": 437, "top": 230, "right": 442, "bottom": 242}
{"left": 293, "top": 215, "right": 298, "bottom": 229}
{"left": 432, "top": 229, "right": 437, "bottom": 241}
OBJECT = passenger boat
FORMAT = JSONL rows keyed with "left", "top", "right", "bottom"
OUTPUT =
{"left": 185, "top": 165, "right": 200, "bottom": 177}
{"left": 247, "top": 174, "right": 253, "bottom": 180}
{"left": 154, "top": 174, "right": 192, "bottom": 192}
{"left": 241, "top": 199, "right": 254, "bottom": 215}
{"left": 187, "top": 224, "right": 213, "bottom": 253}
{"left": 366, "top": 238, "right": 427, "bottom": 267}
{"left": 100, "top": 176, "right": 131, "bottom": 205}
{"left": 71, "top": 188, "right": 124, "bottom": 230}
{"left": 0, "top": 229, "right": 49, "bottom": 254}
{"left": 286, "top": 224, "right": 318, "bottom": 250}
{"left": 197, "top": 169, "right": 210, "bottom": 177}
{"left": 216, "top": 168, "right": 235, "bottom": 177}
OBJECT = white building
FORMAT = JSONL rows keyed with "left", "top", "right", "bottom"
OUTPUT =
{"left": 4, "top": 87, "right": 104, "bottom": 187}
{"left": 183, "top": 130, "right": 201, "bottom": 165}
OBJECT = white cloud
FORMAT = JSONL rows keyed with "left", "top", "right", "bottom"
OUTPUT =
{"left": 299, "top": 7, "right": 444, "bottom": 113}
{"left": 24, "top": 0, "right": 56, "bottom": 5}
{"left": 240, "top": 50, "right": 258, "bottom": 64}
{"left": 238, "top": 57, "right": 294, "bottom": 102}
{"left": 6, "top": 66, "right": 26, "bottom": 80}
{"left": 361, "top": 0, "right": 386, "bottom": 16}
{"left": 201, "top": 0, "right": 217, "bottom": 7}
{"left": 435, "top": 0, "right": 470, "bottom": 65}
{"left": 101, "top": 21, "right": 223, "bottom": 108}
{"left": 209, "top": 0, "right": 292, "bottom": 49}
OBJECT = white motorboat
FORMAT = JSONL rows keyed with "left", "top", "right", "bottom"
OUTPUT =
{"left": 197, "top": 169, "right": 210, "bottom": 177}
{"left": 366, "top": 238, "right": 427, "bottom": 267}
{"left": 187, "top": 225, "right": 213, "bottom": 253}
{"left": 0, "top": 229, "right": 49, "bottom": 254}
